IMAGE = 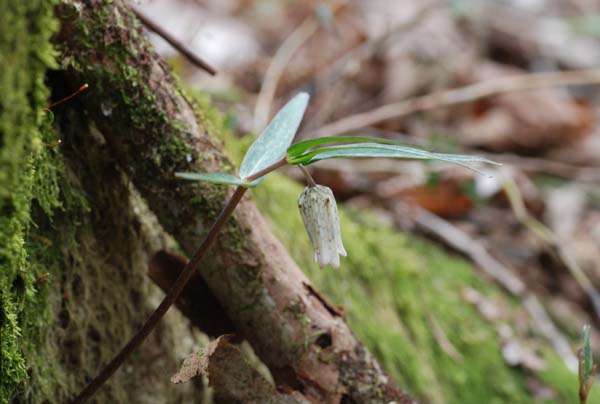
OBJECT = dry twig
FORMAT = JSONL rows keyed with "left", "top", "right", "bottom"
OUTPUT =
{"left": 427, "top": 313, "right": 463, "bottom": 362}
{"left": 483, "top": 153, "right": 600, "bottom": 183}
{"left": 130, "top": 3, "right": 216, "bottom": 75}
{"left": 304, "top": 2, "right": 437, "bottom": 130}
{"left": 311, "top": 69, "right": 600, "bottom": 137}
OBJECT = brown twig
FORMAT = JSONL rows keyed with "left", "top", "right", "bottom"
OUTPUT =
{"left": 484, "top": 153, "right": 600, "bottom": 183}
{"left": 304, "top": 2, "right": 437, "bottom": 130}
{"left": 44, "top": 83, "right": 89, "bottom": 147}
{"left": 427, "top": 313, "right": 463, "bottom": 362}
{"left": 130, "top": 3, "right": 217, "bottom": 76}
{"left": 308, "top": 1, "right": 437, "bottom": 93}
{"left": 71, "top": 159, "right": 285, "bottom": 403}
{"left": 311, "top": 69, "right": 600, "bottom": 137}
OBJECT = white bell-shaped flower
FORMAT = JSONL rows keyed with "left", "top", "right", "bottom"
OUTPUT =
{"left": 298, "top": 185, "right": 347, "bottom": 268}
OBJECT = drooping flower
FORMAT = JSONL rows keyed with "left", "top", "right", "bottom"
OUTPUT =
{"left": 297, "top": 185, "right": 347, "bottom": 268}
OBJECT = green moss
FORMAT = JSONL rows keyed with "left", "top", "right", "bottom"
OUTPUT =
{"left": 1, "top": 2, "right": 201, "bottom": 402}
{"left": 0, "top": 0, "right": 61, "bottom": 401}
{"left": 55, "top": 2, "right": 239, "bottom": 244}
{"left": 56, "top": 1, "right": 176, "bottom": 150}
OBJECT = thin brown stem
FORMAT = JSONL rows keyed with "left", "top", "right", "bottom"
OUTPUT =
{"left": 46, "top": 83, "right": 89, "bottom": 110}
{"left": 71, "top": 159, "right": 287, "bottom": 403}
{"left": 245, "top": 157, "right": 288, "bottom": 182}
{"left": 130, "top": 3, "right": 217, "bottom": 76}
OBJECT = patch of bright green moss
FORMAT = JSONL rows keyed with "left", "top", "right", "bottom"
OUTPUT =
{"left": 0, "top": 0, "right": 61, "bottom": 401}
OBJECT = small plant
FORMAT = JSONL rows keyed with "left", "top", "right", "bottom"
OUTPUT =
{"left": 73, "top": 92, "right": 498, "bottom": 402}
{"left": 177, "top": 92, "right": 497, "bottom": 266}
{"left": 579, "top": 324, "right": 596, "bottom": 404}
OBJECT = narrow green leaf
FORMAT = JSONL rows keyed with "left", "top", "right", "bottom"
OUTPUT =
{"left": 239, "top": 92, "right": 309, "bottom": 179}
{"left": 288, "top": 143, "right": 499, "bottom": 174}
{"left": 583, "top": 324, "right": 593, "bottom": 384}
{"left": 175, "top": 172, "right": 256, "bottom": 187}
{"left": 287, "top": 135, "right": 401, "bottom": 158}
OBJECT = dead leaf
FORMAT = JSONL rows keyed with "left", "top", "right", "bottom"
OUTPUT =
{"left": 171, "top": 352, "right": 202, "bottom": 384}
{"left": 173, "top": 335, "right": 309, "bottom": 404}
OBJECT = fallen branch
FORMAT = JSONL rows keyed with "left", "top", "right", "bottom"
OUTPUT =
{"left": 311, "top": 68, "right": 600, "bottom": 137}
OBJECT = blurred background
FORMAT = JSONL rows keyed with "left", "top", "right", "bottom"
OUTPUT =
{"left": 137, "top": 0, "right": 600, "bottom": 401}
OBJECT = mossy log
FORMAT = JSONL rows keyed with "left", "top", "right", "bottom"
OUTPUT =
{"left": 51, "top": 0, "right": 412, "bottom": 403}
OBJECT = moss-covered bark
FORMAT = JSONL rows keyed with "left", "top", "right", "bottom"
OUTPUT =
{"left": 0, "top": 2, "right": 201, "bottom": 403}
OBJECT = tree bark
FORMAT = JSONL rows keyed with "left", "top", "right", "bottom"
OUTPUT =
{"left": 54, "top": 0, "right": 414, "bottom": 403}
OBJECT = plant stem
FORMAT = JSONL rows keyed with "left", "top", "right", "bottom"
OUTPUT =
{"left": 244, "top": 157, "right": 288, "bottom": 180}
{"left": 298, "top": 165, "right": 316, "bottom": 187}
{"left": 71, "top": 157, "right": 286, "bottom": 403}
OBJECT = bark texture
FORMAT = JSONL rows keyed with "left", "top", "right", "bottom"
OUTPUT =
{"left": 55, "top": 0, "right": 413, "bottom": 403}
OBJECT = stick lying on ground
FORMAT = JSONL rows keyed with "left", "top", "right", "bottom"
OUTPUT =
{"left": 311, "top": 69, "right": 600, "bottom": 138}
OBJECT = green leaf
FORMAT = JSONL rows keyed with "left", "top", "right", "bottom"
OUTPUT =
{"left": 288, "top": 143, "right": 499, "bottom": 175}
{"left": 287, "top": 135, "right": 401, "bottom": 158}
{"left": 583, "top": 324, "right": 593, "bottom": 384}
{"left": 175, "top": 172, "right": 256, "bottom": 187}
{"left": 239, "top": 92, "right": 309, "bottom": 179}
